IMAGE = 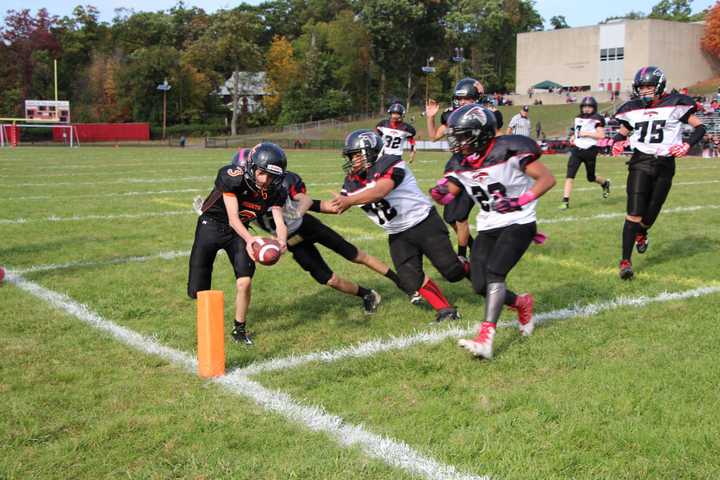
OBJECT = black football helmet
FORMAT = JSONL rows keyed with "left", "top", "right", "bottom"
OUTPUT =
{"left": 632, "top": 66, "right": 666, "bottom": 101}
{"left": 246, "top": 143, "right": 287, "bottom": 191}
{"left": 342, "top": 129, "right": 383, "bottom": 174}
{"left": 453, "top": 78, "right": 481, "bottom": 102}
{"left": 580, "top": 96, "right": 598, "bottom": 115}
{"left": 231, "top": 147, "right": 250, "bottom": 167}
{"left": 446, "top": 104, "right": 497, "bottom": 154}
{"left": 387, "top": 102, "right": 406, "bottom": 117}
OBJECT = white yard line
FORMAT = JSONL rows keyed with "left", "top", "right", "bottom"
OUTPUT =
{"left": 0, "top": 176, "right": 211, "bottom": 188}
{"left": 573, "top": 179, "right": 720, "bottom": 193}
{"left": 0, "top": 210, "right": 191, "bottom": 225}
{"left": 6, "top": 271, "right": 489, "bottom": 480}
{"left": 1, "top": 188, "right": 204, "bottom": 202}
{"left": 12, "top": 250, "right": 191, "bottom": 274}
{"left": 235, "top": 286, "right": 720, "bottom": 377}
{"left": 539, "top": 204, "right": 720, "bottom": 225}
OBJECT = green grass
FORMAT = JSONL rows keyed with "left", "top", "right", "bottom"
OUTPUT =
{"left": 2, "top": 146, "right": 720, "bottom": 479}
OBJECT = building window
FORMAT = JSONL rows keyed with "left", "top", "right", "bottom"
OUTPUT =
{"left": 600, "top": 48, "right": 608, "bottom": 61}
{"left": 617, "top": 47, "right": 624, "bottom": 60}
{"left": 608, "top": 48, "right": 616, "bottom": 61}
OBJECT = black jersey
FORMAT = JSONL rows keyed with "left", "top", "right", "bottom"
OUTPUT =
{"left": 614, "top": 93, "right": 696, "bottom": 157}
{"left": 202, "top": 164, "right": 287, "bottom": 225}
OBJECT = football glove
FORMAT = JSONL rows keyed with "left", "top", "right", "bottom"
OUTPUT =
{"left": 612, "top": 139, "right": 628, "bottom": 157}
{"left": 668, "top": 142, "right": 690, "bottom": 158}
{"left": 429, "top": 178, "right": 456, "bottom": 205}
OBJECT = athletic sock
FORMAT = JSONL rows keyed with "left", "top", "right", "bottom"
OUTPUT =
{"left": 384, "top": 269, "right": 405, "bottom": 292}
{"left": 622, "top": 220, "right": 641, "bottom": 260}
{"left": 467, "top": 235, "right": 474, "bottom": 249}
{"left": 458, "top": 244, "right": 467, "bottom": 257}
{"left": 234, "top": 320, "right": 246, "bottom": 331}
{"left": 505, "top": 290, "right": 518, "bottom": 307}
{"left": 562, "top": 197, "right": 569, "bottom": 203}
{"left": 356, "top": 286, "right": 371, "bottom": 298}
{"left": 419, "top": 279, "right": 451, "bottom": 311}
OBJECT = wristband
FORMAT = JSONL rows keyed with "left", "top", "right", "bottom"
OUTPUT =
{"left": 309, "top": 199, "right": 322, "bottom": 212}
{"left": 517, "top": 191, "right": 537, "bottom": 206}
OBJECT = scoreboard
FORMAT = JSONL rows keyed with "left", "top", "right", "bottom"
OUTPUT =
{"left": 25, "top": 100, "right": 70, "bottom": 123}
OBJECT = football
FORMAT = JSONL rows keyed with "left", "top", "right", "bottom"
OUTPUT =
{"left": 252, "top": 238, "right": 282, "bottom": 266}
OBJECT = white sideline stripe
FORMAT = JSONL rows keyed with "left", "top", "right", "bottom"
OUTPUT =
{"left": 236, "top": 286, "right": 720, "bottom": 376}
{"left": 0, "top": 176, "right": 210, "bottom": 188}
{"left": 539, "top": 204, "right": 720, "bottom": 225}
{"left": 573, "top": 179, "right": 720, "bottom": 193}
{"left": 1, "top": 188, "right": 204, "bottom": 202}
{"left": 6, "top": 272, "right": 488, "bottom": 480}
{"left": 0, "top": 210, "right": 192, "bottom": 225}
{"left": 12, "top": 250, "right": 190, "bottom": 274}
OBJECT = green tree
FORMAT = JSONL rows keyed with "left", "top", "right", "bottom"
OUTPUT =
{"left": 550, "top": 15, "right": 569, "bottom": 29}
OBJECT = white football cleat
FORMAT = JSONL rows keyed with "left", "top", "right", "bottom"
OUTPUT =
{"left": 458, "top": 322, "right": 496, "bottom": 359}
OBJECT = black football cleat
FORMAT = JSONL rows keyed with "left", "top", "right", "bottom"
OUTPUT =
{"left": 602, "top": 179, "right": 611, "bottom": 198}
{"left": 362, "top": 289, "right": 381, "bottom": 314}
{"left": 635, "top": 232, "right": 649, "bottom": 254}
{"left": 434, "top": 307, "right": 461, "bottom": 323}
{"left": 619, "top": 259, "right": 634, "bottom": 280}
{"left": 409, "top": 291, "right": 423, "bottom": 306}
{"left": 231, "top": 324, "right": 254, "bottom": 345}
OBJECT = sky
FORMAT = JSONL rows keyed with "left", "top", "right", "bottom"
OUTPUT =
{"left": 1, "top": 0, "right": 716, "bottom": 28}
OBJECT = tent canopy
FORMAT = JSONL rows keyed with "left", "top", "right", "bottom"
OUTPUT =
{"left": 532, "top": 80, "right": 563, "bottom": 90}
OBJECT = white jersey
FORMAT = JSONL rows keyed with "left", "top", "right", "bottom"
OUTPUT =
{"left": 341, "top": 155, "right": 431, "bottom": 235}
{"left": 375, "top": 120, "right": 416, "bottom": 157}
{"left": 573, "top": 114, "right": 605, "bottom": 150}
{"left": 614, "top": 94, "right": 696, "bottom": 156}
{"left": 445, "top": 136, "right": 541, "bottom": 231}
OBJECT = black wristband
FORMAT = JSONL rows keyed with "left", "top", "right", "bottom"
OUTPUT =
{"left": 687, "top": 124, "right": 706, "bottom": 147}
{"left": 612, "top": 132, "right": 627, "bottom": 143}
{"left": 309, "top": 199, "right": 322, "bottom": 212}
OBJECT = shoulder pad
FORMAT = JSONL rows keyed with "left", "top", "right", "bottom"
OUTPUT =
{"left": 215, "top": 164, "right": 246, "bottom": 193}
{"left": 615, "top": 99, "right": 643, "bottom": 115}
{"left": 370, "top": 154, "right": 402, "bottom": 177}
{"left": 660, "top": 93, "right": 695, "bottom": 107}
{"left": 443, "top": 153, "right": 464, "bottom": 173}
{"left": 283, "top": 171, "right": 306, "bottom": 198}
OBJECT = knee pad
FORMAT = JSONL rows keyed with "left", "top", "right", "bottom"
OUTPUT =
{"left": 398, "top": 266, "right": 424, "bottom": 292}
{"left": 487, "top": 271, "right": 507, "bottom": 284}
{"left": 442, "top": 259, "right": 467, "bottom": 283}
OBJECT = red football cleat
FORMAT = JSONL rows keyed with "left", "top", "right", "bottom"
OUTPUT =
{"left": 635, "top": 233, "right": 649, "bottom": 254}
{"left": 511, "top": 293, "right": 535, "bottom": 336}
{"left": 458, "top": 322, "right": 496, "bottom": 359}
{"left": 619, "top": 259, "right": 634, "bottom": 280}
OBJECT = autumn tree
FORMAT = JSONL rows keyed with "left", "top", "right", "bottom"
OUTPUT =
{"left": 264, "top": 36, "right": 301, "bottom": 117}
{"left": 701, "top": 1, "right": 720, "bottom": 58}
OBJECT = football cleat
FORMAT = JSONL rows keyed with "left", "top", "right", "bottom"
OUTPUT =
{"left": 434, "top": 307, "right": 461, "bottom": 323}
{"left": 458, "top": 322, "right": 496, "bottom": 359}
{"left": 409, "top": 291, "right": 423, "bottom": 306}
{"left": 619, "top": 259, "right": 634, "bottom": 280}
{"left": 559, "top": 201, "right": 569, "bottom": 210}
{"left": 602, "top": 179, "right": 611, "bottom": 198}
{"left": 362, "top": 289, "right": 381, "bottom": 314}
{"left": 635, "top": 232, "right": 649, "bottom": 254}
{"left": 231, "top": 324, "right": 254, "bottom": 345}
{"left": 511, "top": 293, "right": 535, "bottom": 336}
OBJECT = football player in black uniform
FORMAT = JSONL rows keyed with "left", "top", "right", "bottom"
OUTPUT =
{"left": 612, "top": 66, "right": 706, "bottom": 279}
{"left": 187, "top": 143, "right": 289, "bottom": 345}
{"left": 560, "top": 96, "right": 611, "bottom": 209}
{"left": 327, "top": 129, "right": 470, "bottom": 323}
{"left": 435, "top": 104, "right": 556, "bottom": 359}
{"left": 376, "top": 102, "right": 417, "bottom": 164}
{"left": 425, "top": 78, "right": 486, "bottom": 259}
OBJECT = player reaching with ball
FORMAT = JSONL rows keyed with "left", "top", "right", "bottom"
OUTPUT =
{"left": 187, "top": 143, "right": 289, "bottom": 345}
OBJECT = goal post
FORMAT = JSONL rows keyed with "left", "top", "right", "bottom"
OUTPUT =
{"left": 0, "top": 122, "right": 79, "bottom": 147}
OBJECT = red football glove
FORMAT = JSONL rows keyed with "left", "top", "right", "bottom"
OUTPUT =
{"left": 429, "top": 178, "right": 456, "bottom": 205}
{"left": 668, "top": 142, "right": 690, "bottom": 158}
{"left": 612, "top": 139, "right": 628, "bottom": 157}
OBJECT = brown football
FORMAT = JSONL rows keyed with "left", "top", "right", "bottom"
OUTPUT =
{"left": 252, "top": 238, "right": 282, "bottom": 266}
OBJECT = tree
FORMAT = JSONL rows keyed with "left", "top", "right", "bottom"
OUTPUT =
{"left": 550, "top": 15, "right": 569, "bottom": 29}
{"left": 600, "top": 11, "right": 646, "bottom": 23}
{"left": 360, "top": 0, "right": 425, "bottom": 113}
{"left": 649, "top": 0, "right": 692, "bottom": 21}
{"left": 701, "top": 2, "right": 720, "bottom": 58}
{"left": 264, "top": 35, "right": 301, "bottom": 117}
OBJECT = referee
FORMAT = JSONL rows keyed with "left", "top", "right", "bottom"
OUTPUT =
{"left": 507, "top": 105, "right": 532, "bottom": 137}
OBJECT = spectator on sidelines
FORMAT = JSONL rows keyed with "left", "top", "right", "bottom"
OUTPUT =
{"left": 507, "top": 106, "right": 532, "bottom": 137}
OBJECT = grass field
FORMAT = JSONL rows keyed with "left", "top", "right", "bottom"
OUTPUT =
{"left": 2, "top": 146, "right": 720, "bottom": 479}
